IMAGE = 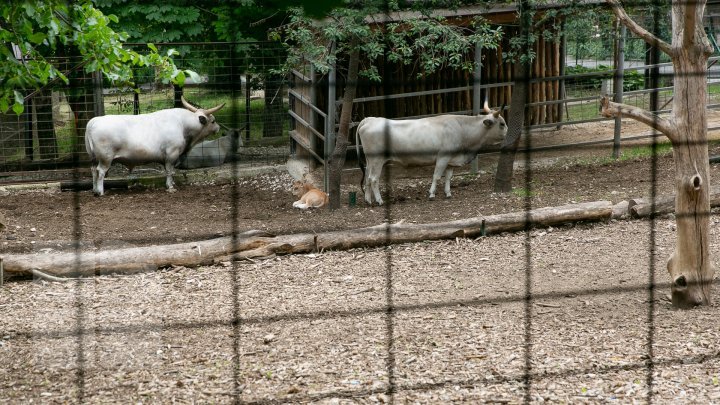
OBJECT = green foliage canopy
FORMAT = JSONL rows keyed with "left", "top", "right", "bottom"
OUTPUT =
{"left": 1, "top": 0, "right": 193, "bottom": 114}
{"left": 271, "top": 1, "right": 504, "bottom": 83}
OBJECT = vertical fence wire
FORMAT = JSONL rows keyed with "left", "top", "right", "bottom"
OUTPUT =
{"left": 4, "top": 2, "right": 720, "bottom": 403}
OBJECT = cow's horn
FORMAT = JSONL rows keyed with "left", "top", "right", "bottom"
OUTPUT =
{"left": 483, "top": 98, "right": 491, "bottom": 114}
{"left": 181, "top": 96, "right": 198, "bottom": 112}
{"left": 204, "top": 103, "right": 226, "bottom": 115}
{"left": 494, "top": 103, "right": 506, "bottom": 118}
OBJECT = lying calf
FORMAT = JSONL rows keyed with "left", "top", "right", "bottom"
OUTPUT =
{"left": 292, "top": 180, "right": 329, "bottom": 209}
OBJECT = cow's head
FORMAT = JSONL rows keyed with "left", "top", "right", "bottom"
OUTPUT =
{"left": 181, "top": 96, "right": 225, "bottom": 138}
{"left": 481, "top": 99, "right": 507, "bottom": 147}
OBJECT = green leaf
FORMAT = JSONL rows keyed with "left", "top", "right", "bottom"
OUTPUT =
{"left": 12, "top": 102, "right": 24, "bottom": 115}
{"left": 147, "top": 43, "right": 157, "bottom": 52}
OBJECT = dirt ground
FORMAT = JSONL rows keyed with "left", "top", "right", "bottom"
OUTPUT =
{"left": 3, "top": 118, "right": 720, "bottom": 403}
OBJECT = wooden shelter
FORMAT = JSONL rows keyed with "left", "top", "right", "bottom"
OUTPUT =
{"left": 288, "top": 3, "right": 569, "bottom": 174}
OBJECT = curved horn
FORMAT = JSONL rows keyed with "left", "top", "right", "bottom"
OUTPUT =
{"left": 483, "top": 98, "right": 491, "bottom": 114}
{"left": 204, "top": 102, "right": 226, "bottom": 116}
{"left": 494, "top": 103, "right": 506, "bottom": 118}
{"left": 181, "top": 96, "right": 198, "bottom": 112}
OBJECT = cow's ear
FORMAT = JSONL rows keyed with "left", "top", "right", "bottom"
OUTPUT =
{"left": 199, "top": 115, "right": 208, "bottom": 125}
{"left": 483, "top": 119, "right": 494, "bottom": 128}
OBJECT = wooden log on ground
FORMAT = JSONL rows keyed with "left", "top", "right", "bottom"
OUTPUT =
{"left": 628, "top": 185, "right": 720, "bottom": 218}
{"left": 1, "top": 201, "right": 613, "bottom": 279}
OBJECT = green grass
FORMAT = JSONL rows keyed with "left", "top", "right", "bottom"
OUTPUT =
{"left": 512, "top": 187, "right": 537, "bottom": 198}
{"left": 564, "top": 142, "right": 674, "bottom": 167}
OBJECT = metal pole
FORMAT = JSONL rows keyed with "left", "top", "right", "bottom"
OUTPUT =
{"left": 471, "top": 42, "right": 482, "bottom": 174}
{"left": 324, "top": 44, "right": 337, "bottom": 193}
{"left": 613, "top": 23, "right": 626, "bottom": 159}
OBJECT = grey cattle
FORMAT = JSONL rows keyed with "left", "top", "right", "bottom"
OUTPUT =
{"left": 85, "top": 97, "right": 225, "bottom": 195}
{"left": 176, "top": 129, "right": 242, "bottom": 170}
{"left": 356, "top": 101, "right": 507, "bottom": 205}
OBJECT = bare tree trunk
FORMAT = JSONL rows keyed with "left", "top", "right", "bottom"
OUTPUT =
{"left": 327, "top": 46, "right": 360, "bottom": 210}
{"left": 602, "top": 0, "right": 713, "bottom": 308}
{"left": 666, "top": 52, "right": 712, "bottom": 308}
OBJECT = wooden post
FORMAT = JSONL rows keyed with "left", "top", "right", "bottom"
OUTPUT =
{"left": 245, "top": 76, "right": 251, "bottom": 143}
{"left": 309, "top": 64, "right": 317, "bottom": 158}
{"left": 471, "top": 42, "right": 483, "bottom": 174}
{"left": 612, "top": 23, "right": 626, "bottom": 159}
{"left": 324, "top": 45, "right": 337, "bottom": 194}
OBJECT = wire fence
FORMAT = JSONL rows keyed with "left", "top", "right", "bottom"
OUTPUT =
{"left": 4, "top": 3, "right": 720, "bottom": 404}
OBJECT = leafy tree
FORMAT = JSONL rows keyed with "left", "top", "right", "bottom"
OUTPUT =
{"left": 0, "top": 0, "right": 192, "bottom": 115}
{"left": 273, "top": 1, "right": 503, "bottom": 209}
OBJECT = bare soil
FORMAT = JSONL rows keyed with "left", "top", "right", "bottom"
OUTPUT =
{"left": 3, "top": 119, "right": 720, "bottom": 403}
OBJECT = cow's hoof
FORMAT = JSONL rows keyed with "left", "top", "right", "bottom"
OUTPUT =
{"left": 167, "top": 188, "right": 178, "bottom": 193}
{"left": 428, "top": 195, "right": 435, "bottom": 201}
{"left": 445, "top": 195, "right": 452, "bottom": 199}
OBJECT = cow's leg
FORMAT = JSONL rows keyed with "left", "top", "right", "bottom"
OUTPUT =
{"left": 364, "top": 160, "right": 385, "bottom": 205}
{"left": 94, "top": 161, "right": 110, "bottom": 196}
{"left": 444, "top": 168, "right": 454, "bottom": 198}
{"left": 164, "top": 162, "right": 177, "bottom": 192}
{"left": 366, "top": 161, "right": 385, "bottom": 205}
{"left": 429, "top": 158, "right": 451, "bottom": 200}
{"left": 90, "top": 163, "right": 98, "bottom": 194}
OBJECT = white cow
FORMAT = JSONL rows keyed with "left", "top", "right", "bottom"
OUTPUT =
{"left": 85, "top": 96, "right": 225, "bottom": 195}
{"left": 356, "top": 101, "right": 507, "bottom": 205}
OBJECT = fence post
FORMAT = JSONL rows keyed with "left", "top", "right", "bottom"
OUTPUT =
{"left": 470, "top": 42, "right": 482, "bottom": 174}
{"left": 324, "top": 45, "right": 337, "bottom": 194}
{"left": 309, "top": 64, "right": 317, "bottom": 157}
{"left": 613, "top": 23, "right": 626, "bottom": 159}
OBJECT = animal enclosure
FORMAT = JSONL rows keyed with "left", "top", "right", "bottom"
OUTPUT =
{"left": 5, "top": 2, "right": 720, "bottom": 404}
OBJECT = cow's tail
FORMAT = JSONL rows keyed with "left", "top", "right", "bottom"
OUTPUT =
{"left": 356, "top": 119, "right": 368, "bottom": 190}
{"left": 84, "top": 119, "right": 96, "bottom": 163}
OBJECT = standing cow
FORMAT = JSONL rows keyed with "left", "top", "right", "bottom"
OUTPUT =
{"left": 356, "top": 101, "right": 507, "bottom": 205}
{"left": 85, "top": 96, "right": 225, "bottom": 195}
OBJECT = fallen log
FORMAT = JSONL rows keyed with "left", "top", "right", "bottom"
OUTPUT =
{"left": 1, "top": 201, "right": 613, "bottom": 279}
{"left": 628, "top": 185, "right": 720, "bottom": 218}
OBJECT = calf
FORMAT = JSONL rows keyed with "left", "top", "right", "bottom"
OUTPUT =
{"left": 291, "top": 179, "right": 329, "bottom": 209}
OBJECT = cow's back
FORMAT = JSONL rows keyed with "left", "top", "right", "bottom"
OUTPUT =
{"left": 358, "top": 116, "right": 454, "bottom": 166}
{"left": 85, "top": 109, "right": 193, "bottom": 165}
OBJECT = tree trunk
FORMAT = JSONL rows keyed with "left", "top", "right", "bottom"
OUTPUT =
{"left": 493, "top": 0, "right": 531, "bottom": 193}
{"left": 327, "top": 46, "right": 360, "bottom": 210}
{"left": 667, "top": 51, "right": 712, "bottom": 308}
{"left": 601, "top": 0, "right": 714, "bottom": 308}
{"left": 494, "top": 60, "right": 531, "bottom": 192}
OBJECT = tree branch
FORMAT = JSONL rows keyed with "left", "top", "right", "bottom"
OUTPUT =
{"left": 605, "top": 0, "right": 674, "bottom": 57}
{"left": 600, "top": 96, "right": 676, "bottom": 140}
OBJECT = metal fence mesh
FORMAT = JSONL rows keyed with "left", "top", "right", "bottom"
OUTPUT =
{"left": 3, "top": 3, "right": 720, "bottom": 404}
